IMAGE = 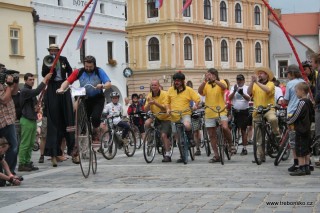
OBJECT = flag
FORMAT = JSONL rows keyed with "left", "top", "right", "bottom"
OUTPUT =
{"left": 181, "top": 0, "right": 192, "bottom": 13}
{"left": 76, "top": 0, "right": 98, "bottom": 50}
{"left": 156, "top": 0, "right": 164, "bottom": 9}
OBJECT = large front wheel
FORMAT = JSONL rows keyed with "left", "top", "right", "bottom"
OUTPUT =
{"left": 143, "top": 128, "right": 156, "bottom": 163}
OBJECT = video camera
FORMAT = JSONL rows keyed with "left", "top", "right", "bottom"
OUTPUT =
{"left": 0, "top": 68, "right": 20, "bottom": 85}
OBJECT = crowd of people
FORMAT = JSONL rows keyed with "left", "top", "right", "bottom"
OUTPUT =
{"left": 0, "top": 42, "right": 319, "bottom": 186}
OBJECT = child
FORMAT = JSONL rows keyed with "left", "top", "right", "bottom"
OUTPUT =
{"left": 128, "top": 93, "right": 145, "bottom": 139}
{"left": 0, "top": 137, "right": 21, "bottom": 186}
{"left": 287, "top": 82, "right": 314, "bottom": 176}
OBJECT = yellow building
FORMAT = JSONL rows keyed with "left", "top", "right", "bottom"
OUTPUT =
{"left": 126, "top": 0, "right": 269, "bottom": 94}
{"left": 0, "top": 0, "right": 37, "bottom": 83}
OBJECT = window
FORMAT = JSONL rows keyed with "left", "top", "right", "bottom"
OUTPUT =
{"left": 125, "top": 5, "right": 127, "bottom": 21}
{"left": 100, "top": 3, "right": 105, "bottom": 14}
{"left": 220, "top": 1, "right": 227, "bottom": 22}
{"left": 183, "top": 0, "right": 191, "bottom": 17}
{"left": 278, "top": 60, "right": 288, "bottom": 78}
{"left": 10, "top": 28, "right": 20, "bottom": 55}
{"left": 221, "top": 40, "right": 228, "bottom": 62}
{"left": 108, "top": 41, "right": 113, "bottom": 60}
{"left": 204, "top": 0, "right": 211, "bottom": 20}
{"left": 205, "top": 38, "right": 212, "bottom": 61}
{"left": 80, "top": 39, "right": 86, "bottom": 63}
{"left": 125, "top": 41, "right": 129, "bottom": 63}
{"left": 49, "top": 36, "right": 56, "bottom": 45}
{"left": 184, "top": 37, "right": 192, "bottom": 60}
{"left": 148, "top": 37, "right": 160, "bottom": 61}
{"left": 235, "top": 3, "right": 241, "bottom": 23}
{"left": 58, "top": 0, "right": 62, "bottom": 6}
{"left": 254, "top": 6, "right": 260, "bottom": 25}
{"left": 236, "top": 41, "right": 242, "bottom": 62}
{"left": 147, "top": 0, "right": 158, "bottom": 18}
{"left": 255, "top": 42, "right": 261, "bottom": 63}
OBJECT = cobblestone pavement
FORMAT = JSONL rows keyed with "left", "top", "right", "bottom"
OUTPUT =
{"left": 1, "top": 145, "right": 320, "bottom": 213}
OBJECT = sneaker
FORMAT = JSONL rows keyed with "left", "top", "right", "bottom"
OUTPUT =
{"left": 176, "top": 158, "right": 183, "bottom": 163}
{"left": 162, "top": 156, "right": 172, "bottom": 163}
{"left": 290, "top": 168, "right": 306, "bottom": 176}
{"left": 240, "top": 148, "right": 248, "bottom": 156}
{"left": 27, "top": 162, "right": 39, "bottom": 171}
{"left": 209, "top": 157, "right": 221, "bottom": 163}
{"left": 195, "top": 149, "right": 201, "bottom": 156}
{"left": 18, "top": 164, "right": 32, "bottom": 172}
{"left": 288, "top": 164, "right": 298, "bottom": 172}
{"left": 38, "top": 155, "right": 44, "bottom": 163}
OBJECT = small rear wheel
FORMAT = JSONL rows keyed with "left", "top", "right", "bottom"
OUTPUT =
{"left": 92, "top": 148, "right": 97, "bottom": 174}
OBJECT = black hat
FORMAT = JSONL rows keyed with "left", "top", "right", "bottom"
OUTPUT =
{"left": 172, "top": 71, "right": 185, "bottom": 80}
{"left": 131, "top": 93, "right": 139, "bottom": 99}
{"left": 284, "top": 64, "right": 300, "bottom": 74}
{"left": 236, "top": 74, "right": 245, "bottom": 80}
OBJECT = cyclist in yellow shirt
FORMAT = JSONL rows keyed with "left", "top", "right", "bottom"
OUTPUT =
{"left": 247, "top": 67, "right": 280, "bottom": 163}
{"left": 144, "top": 80, "right": 172, "bottom": 162}
{"left": 166, "top": 71, "right": 200, "bottom": 163}
{"left": 198, "top": 68, "right": 234, "bottom": 163}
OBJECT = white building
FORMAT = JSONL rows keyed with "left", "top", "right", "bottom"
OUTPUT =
{"left": 31, "top": 0, "right": 127, "bottom": 102}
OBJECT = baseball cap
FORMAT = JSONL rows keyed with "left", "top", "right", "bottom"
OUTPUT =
{"left": 284, "top": 64, "right": 300, "bottom": 74}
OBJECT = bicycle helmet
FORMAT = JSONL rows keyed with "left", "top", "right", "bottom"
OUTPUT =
{"left": 302, "top": 60, "right": 312, "bottom": 68}
{"left": 172, "top": 71, "right": 185, "bottom": 81}
{"left": 110, "top": 91, "right": 120, "bottom": 98}
{"left": 84, "top": 55, "right": 96, "bottom": 66}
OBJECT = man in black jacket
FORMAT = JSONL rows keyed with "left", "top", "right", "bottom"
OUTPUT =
{"left": 18, "top": 73, "right": 52, "bottom": 171}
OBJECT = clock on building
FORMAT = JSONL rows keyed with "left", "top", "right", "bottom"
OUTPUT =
{"left": 123, "top": 67, "right": 133, "bottom": 78}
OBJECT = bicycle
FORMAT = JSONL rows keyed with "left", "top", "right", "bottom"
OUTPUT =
{"left": 204, "top": 105, "right": 231, "bottom": 165}
{"left": 230, "top": 106, "right": 246, "bottom": 154}
{"left": 100, "top": 114, "right": 136, "bottom": 160}
{"left": 193, "top": 109, "right": 211, "bottom": 156}
{"left": 143, "top": 112, "right": 174, "bottom": 163}
{"left": 129, "top": 112, "right": 146, "bottom": 149}
{"left": 171, "top": 109, "right": 195, "bottom": 164}
{"left": 64, "top": 84, "right": 97, "bottom": 178}
{"left": 252, "top": 104, "right": 279, "bottom": 165}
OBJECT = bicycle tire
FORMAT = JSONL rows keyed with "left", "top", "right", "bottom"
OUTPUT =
{"left": 274, "top": 133, "right": 289, "bottom": 166}
{"left": 131, "top": 124, "right": 142, "bottom": 149}
{"left": 231, "top": 125, "right": 239, "bottom": 154}
{"left": 76, "top": 100, "right": 92, "bottom": 178}
{"left": 124, "top": 129, "right": 136, "bottom": 157}
{"left": 33, "top": 142, "right": 40, "bottom": 152}
{"left": 202, "top": 125, "right": 211, "bottom": 157}
{"left": 183, "top": 132, "right": 189, "bottom": 164}
{"left": 253, "top": 125, "right": 263, "bottom": 165}
{"left": 167, "top": 136, "right": 174, "bottom": 157}
{"left": 217, "top": 127, "right": 225, "bottom": 165}
{"left": 143, "top": 128, "right": 156, "bottom": 163}
{"left": 176, "top": 126, "right": 186, "bottom": 164}
{"left": 92, "top": 148, "right": 97, "bottom": 174}
{"left": 100, "top": 131, "right": 117, "bottom": 160}
{"left": 189, "top": 146, "right": 195, "bottom": 161}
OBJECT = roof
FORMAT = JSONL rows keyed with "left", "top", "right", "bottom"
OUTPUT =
{"left": 280, "top": 13, "right": 320, "bottom": 36}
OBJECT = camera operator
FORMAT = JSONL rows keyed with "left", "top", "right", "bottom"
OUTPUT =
{"left": 0, "top": 68, "right": 19, "bottom": 181}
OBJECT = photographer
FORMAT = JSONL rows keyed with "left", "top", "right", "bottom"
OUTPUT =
{"left": 0, "top": 67, "right": 19, "bottom": 180}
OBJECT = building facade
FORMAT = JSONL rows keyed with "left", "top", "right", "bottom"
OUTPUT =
{"left": 32, "top": 0, "right": 127, "bottom": 102}
{"left": 126, "top": 0, "right": 270, "bottom": 94}
{"left": 0, "top": 0, "right": 37, "bottom": 82}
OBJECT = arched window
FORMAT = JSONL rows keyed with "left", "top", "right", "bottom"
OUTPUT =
{"left": 204, "top": 0, "right": 211, "bottom": 20}
{"left": 184, "top": 37, "right": 192, "bottom": 60}
{"left": 235, "top": 3, "right": 241, "bottom": 23}
{"left": 255, "top": 42, "right": 261, "bottom": 63}
{"left": 221, "top": 40, "right": 228, "bottom": 62}
{"left": 254, "top": 6, "right": 260, "bottom": 25}
{"left": 236, "top": 41, "right": 242, "bottom": 62}
{"left": 220, "top": 1, "right": 227, "bottom": 22}
{"left": 148, "top": 37, "right": 160, "bottom": 61}
{"left": 125, "top": 41, "right": 129, "bottom": 63}
{"left": 147, "top": 0, "right": 158, "bottom": 18}
{"left": 205, "top": 38, "right": 212, "bottom": 61}
{"left": 183, "top": 0, "right": 191, "bottom": 17}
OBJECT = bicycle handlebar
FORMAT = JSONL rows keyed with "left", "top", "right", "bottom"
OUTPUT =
{"left": 203, "top": 105, "right": 227, "bottom": 114}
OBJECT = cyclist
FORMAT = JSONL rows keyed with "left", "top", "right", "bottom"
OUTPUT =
{"left": 57, "top": 55, "right": 112, "bottom": 143}
{"left": 247, "top": 67, "right": 279, "bottom": 163}
{"left": 167, "top": 71, "right": 200, "bottom": 163}
{"left": 229, "top": 74, "right": 251, "bottom": 156}
{"left": 144, "top": 80, "right": 172, "bottom": 162}
{"left": 198, "top": 68, "right": 234, "bottom": 163}
{"left": 128, "top": 93, "right": 145, "bottom": 140}
{"left": 103, "top": 92, "right": 130, "bottom": 146}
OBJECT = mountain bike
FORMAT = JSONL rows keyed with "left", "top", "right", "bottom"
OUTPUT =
{"left": 129, "top": 112, "right": 146, "bottom": 149}
{"left": 194, "top": 109, "right": 211, "bottom": 156}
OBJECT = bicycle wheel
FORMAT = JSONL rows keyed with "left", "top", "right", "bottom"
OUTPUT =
{"left": 231, "top": 125, "right": 239, "bottom": 154}
{"left": 92, "top": 148, "right": 97, "bottom": 174}
{"left": 176, "top": 126, "right": 186, "bottom": 164}
{"left": 183, "top": 133, "right": 189, "bottom": 164}
{"left": 166, "top": 136, "right": 174, "bottom": 157}
{"left": 253, "top": 125, "right": 264, "bottom": 165}
{"left": 131, "top": 124, "right": 142, "bottom": 149}
{"left": 217, "top": 127, "right": 225, "bottom": 165}
{"left": 274, "top": 133, "right": 289, "bottom": 166}
{"left": 100, "top": 131, "right": 117, "bottom": 160}
{"left": 202, "top": 125, "right": 211, "bottom": 157}
{"left": 76, "top": 100, "right": 92, "bottom": 178}
{"left": 143, "top": 128, "right": 156, "bottom": 163}
{"left": 189, "top": 146, "right": 195, "bottom": 161}
{"left": 124, "top": 129, "right": 136, "bottom": 157}
{"left": 33, "top": 141, "right": 40, "bottom": 152}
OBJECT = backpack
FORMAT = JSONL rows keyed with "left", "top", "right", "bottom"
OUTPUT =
{"left": 77, "top": 68, "right": 101, "bottom": 80}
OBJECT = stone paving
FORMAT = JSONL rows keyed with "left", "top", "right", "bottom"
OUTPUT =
{"left": 1, "top": 146, "right": 320, "bottom": 213}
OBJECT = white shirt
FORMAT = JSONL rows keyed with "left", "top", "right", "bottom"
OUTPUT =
{"left": 275, "top": 86, "right": 284, "bottom": 103}
{"left": 229, "top": 84, "right": 249, "bottom": 110}
{"left": 103, "top": 102, "right": 123, "bottom": 125}
{"left": 122, "top": 104, "right": 130, "bottom": 117}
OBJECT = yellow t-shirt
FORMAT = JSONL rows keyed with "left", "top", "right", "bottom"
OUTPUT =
{"left": 252, "top": 81, "right": 275, "bottom": 107}
{"left": 167, "top": 86, "right": 200, "bottom": 122}
{"left": 145, "top": 90, "right": 170, "bottom": 121}
{"left": 203, "top": 80, "right": 227, "bottom": 118}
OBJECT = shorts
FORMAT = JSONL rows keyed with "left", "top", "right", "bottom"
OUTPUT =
{"left": 155, "top": 119, "right": 172, "bottom": 136}
{"left": 171, "top": 115, "right": 191, "bottom": 133}
{"left": 40, "top": 117, "right": 47, "bottom": 138}
{"left": 233, "top": 109, "right": 251, "bottom": 129}
{"left": 205, "top": 116, "right": 228, "bottom": 128}
{"left": 295, "top": 132, "right": 311, "bottom": 157}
